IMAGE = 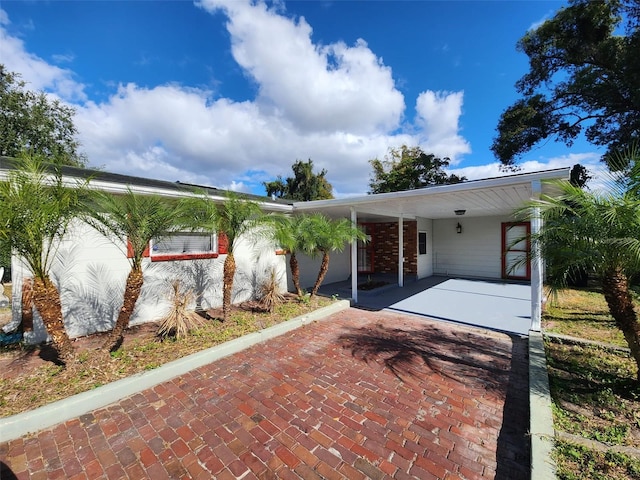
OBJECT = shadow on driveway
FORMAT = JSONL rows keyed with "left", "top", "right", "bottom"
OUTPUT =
{"left": 338, "top": 318, "right": 530, "bottom": 480}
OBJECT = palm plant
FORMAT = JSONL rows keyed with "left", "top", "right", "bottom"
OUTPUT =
{"left": 86, "top": 189, "right": 186, "bottom": 351}
{"left": 186, "top": 192, "right": 269, "bottom": 321}
{"left": 157, "top": 280, "right": 204, "bottom": 340}
{"left": 0, "top": 152, "right": 87, "bottom": 363}
{"left": 305, "top": 213, "right": 367, "bottom": 297}
{"left": 520, "top": 146, "right": 640, "bottom": 379}
{"left": 272, "top": 214, "right": 317, "bottom": 297}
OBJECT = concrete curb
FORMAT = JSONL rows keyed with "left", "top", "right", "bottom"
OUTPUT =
{"left": 529, "top": 330, "right": 557, "bottom": 479}
{"left": 0, "top": 299, "right": 351, "bottom": 442}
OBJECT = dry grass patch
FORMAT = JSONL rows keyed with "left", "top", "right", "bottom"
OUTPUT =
{"left": 0, "top": 295, "right": 332, "bottom": 417}
{"left": 543, "top": 288, "right": 629, "bottom": 347}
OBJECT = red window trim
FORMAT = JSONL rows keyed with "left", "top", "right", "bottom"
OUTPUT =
{"left": 151, "top": 252, "right": 219, "bottom": 262}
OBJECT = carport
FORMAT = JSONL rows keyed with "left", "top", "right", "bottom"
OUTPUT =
{"left": 294, "top": 168, "right": 570, "bottom": 333}
{"left": 318, "top": 275, "right": 532, "bottom": 335}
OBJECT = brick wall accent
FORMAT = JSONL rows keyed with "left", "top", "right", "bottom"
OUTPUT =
{"left": 371, "top": 221, "right": 417, "bottom": 275}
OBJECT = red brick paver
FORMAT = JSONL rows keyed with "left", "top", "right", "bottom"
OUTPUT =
{"left": 0, "top": 308, "right": 529, "bottom": 479}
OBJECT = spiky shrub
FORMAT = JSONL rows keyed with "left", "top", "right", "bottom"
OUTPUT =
{"left": 258, "top": 268, "right": 285, "bottom": 312}
{"left": 157, "top": 280, "right": 204, "bottom": 340}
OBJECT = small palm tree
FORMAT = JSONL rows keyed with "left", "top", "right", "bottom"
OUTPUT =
{"left": 86, "top": 189, "right": 187, "bottom": 351}
{"left": 0, "top": 152, "right": 87, "bottom": 363}
{"left": 272, "top": 214, "right": 317, "bottom": 298}
{"left": 305, "top": 213, "right": 367, "bottom": 297}
{"left": 186, "top": 192, "right": 269, "bottom": 321}
{"left": 520, "top": 147, "right": 640, "bottom": 379}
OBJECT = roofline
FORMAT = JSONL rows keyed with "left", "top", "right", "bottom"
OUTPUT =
{"left": 292, "top": 167, "right": 571, "bottom": 211}
{"left": 0, "top": 157, "right": 293, "bottom": 212}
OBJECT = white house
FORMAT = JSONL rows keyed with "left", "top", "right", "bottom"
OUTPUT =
{"left": 1, "top": 159, "right": 569, "bottom": 343}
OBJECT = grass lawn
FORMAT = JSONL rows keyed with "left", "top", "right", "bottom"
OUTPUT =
{"left": 543, "top": 287, "right": 640, "bottom": 480}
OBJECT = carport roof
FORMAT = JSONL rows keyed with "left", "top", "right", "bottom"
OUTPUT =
{"left": 293, "top": 167, "right": 571, "bottom": 220}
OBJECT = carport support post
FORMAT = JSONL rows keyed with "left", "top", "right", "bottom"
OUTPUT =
{"left": 351, "top": 207, "right": 358, "bottom": 304}
{"left": 398, "top": 214, "right": 404, "bottom": 287}
{"left": 530, "top": 180, "right": 543, "bottom": 331}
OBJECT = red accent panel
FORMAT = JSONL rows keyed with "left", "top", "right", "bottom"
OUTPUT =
{"left": 126, "top": 239, "right": 150, "bottom": 258}
{"left": 151, "top": 252, "right": 219, "bottom": 262}
{"left": 218, "top": 232, "right": 229, "bottom": 254}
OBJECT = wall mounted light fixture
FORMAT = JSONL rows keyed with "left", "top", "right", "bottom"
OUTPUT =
{"left": 456, "top": 222, "right": 462, "bottom": 234}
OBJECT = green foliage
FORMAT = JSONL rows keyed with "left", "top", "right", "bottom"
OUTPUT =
{"left": 0, "top": 66, "right": 86, "bottom": 166}
{"left": 304, "top": 213, "right": 368, "bottom": 296}
{"left": 85, "top": 189, "right": 186, "bottom": 271}
{"left": 214, "top": 193, "right": 269, "bottom": 253}
{"left": 0, "top": 152, "right": 88, "bottom": 281}
{"left": 264, "top": 159, "right": 334, "bottom": 201}
{"left": 492, "top": 0, "right": 640, "bottom": 166}
{"left": 272, "top": 214, "right": 318, "bottom": 256}
{"left": 304, "top": 213, "right": 367, "bottom": 257}
{"left": 554, "top": 440, "right": 640, "bottom": 480}
{"left": 0, "top": 240, "right": 10, "bottom": 279}
{"left": 522, "top": 145, "right": 640, "bottom": 375}
{"left": 368, "top": 145, "right": 466, "bottom": 193}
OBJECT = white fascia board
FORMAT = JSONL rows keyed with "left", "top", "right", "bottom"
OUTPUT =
{"left": 292, "top": 168, "right": 571, "bottom": 212}
{"left": 0, "top": 169, "right": 292, "bottom": 212}
{"left": 84, "top": 179, "right": 294, "bottom": 212}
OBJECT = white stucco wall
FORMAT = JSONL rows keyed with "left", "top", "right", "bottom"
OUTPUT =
{"left": 13, "top": 220, "right": 287, "bottom": 344}
{"left": 416, "top": 217, "right": 433, "bottom": 279}
{"left": 292, "top": 248, "right": 351, "bottom": 293}
{"left": 432, "top": 215, "right": 513, "bottom": 279}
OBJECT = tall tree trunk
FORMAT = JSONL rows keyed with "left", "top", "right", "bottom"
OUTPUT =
{"left": 310, "top": 251, "right": 330, "bottom": 297}
{"left": 103, "top": 268, "right": 144, "bottom": 352}
{"left": 602, "top": 268, "right": 640, "bottom": 381}
{"left": 32, "top": 276, "right": 75, "bottom": 364}
{"left": 223, "top": 252, "right": 236, "bottom": 321}
{"left": 290, "top": 252, "right": 303, "bottom": 297}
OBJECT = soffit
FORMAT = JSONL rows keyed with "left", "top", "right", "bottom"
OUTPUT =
{"left": 293, "top": 168, "right": 570, "bottom": 221}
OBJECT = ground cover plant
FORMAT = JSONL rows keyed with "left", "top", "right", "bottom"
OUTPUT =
{"left": 0, "top": 294, "right": 331, "bottom": 418}
{"left": 543, "top": 287, "right": 640, "bottom": 479}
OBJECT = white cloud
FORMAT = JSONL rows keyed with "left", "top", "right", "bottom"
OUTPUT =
{"left": 197, "top": 0, "right": 405, "bottom": 135}
{"left": 448, "top": 152, "right": 606, "bottom": 183}
{"left": 1, "top": 3, "right": 479, "bottom": 197}
{"left": 528, "top": 11, "right": 553, "bottom": 31}
{"left": 415, "top": 90, "right": 471, "bottom": 163}
{"left": 0, "top": 13, "right": 86, "bottom": 102}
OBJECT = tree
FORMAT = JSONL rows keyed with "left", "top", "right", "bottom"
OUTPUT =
{"left": 519, "top": 145, "right": 640, "bottom": 379}
{"left": 0, "top": 66, "right": 86, "bottom": 167}
{"left": 305, "top": 213, "right": 367, "bottom": 297}
{"left": 492, "top": 0, "right": 640, "bottom": 167}
{"left": 264, "top": 159, "right": 334, "bottom": 201}
{"left": 0, "top": 152, "right": 88, "bottom": 363}
{"left": 86, "top": 190, "right": 186, "bottom": 351}
{"left": 368, "top": 146, "right": 466, "bottom": 194}
{"left": 187, "top": 192, "right": 270, "bottom": 321}
{"left": 272, "top": 214, "right": 317, "bottom": 297}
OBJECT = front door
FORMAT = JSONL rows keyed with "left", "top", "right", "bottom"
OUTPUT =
{"left": 502, "top": 222, "right": 531, "bottom": 280}
{"left": 357, "top": 223, "right": 375, "bottom": 273}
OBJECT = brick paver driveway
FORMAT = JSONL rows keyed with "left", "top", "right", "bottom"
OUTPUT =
{"left": 1, "top": 308, "right": 529, "bottom": 479}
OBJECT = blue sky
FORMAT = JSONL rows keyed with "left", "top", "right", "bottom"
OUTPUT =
{"left": 0, "top": 0, "right": 604, "bottom": 196}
